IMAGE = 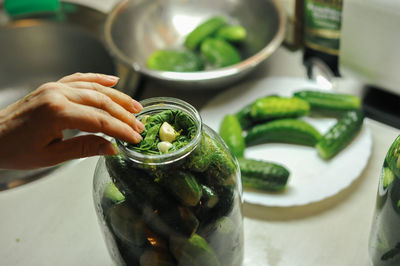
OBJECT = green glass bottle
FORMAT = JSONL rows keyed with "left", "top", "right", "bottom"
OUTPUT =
{"left": 303, "top": 0, "right": 343, "bottom": 76}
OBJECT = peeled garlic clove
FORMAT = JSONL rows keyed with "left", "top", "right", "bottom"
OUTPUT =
{"left": 157, "top": 141, "right": 173, "bottom": 153}
{"left": 159, "top": 122, "right": 178, "bottom": 143}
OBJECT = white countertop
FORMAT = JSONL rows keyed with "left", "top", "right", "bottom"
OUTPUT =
{"left": 0, "top": 119, "right": 398, "bottom": 266}
{"left": 1, "top": 45, "right": 399, "bottom": 264}
{"left": 1, "top": 1, "right": 400, "bottom": 265}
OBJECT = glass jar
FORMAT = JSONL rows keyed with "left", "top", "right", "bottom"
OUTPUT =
{"left": 93, "top": 97, "right": 244, "bottom": 266}
{"left": 369, "top": 135, "right": 400, "bottom": 266}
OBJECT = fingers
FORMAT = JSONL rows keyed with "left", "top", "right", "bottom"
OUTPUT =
{"left": 58, "top": 72, "right": 143, "bottom": 114}
{"left": 63, "top": 81, "right": 142, "bottom": 113}
{"left": 44, "top": 135, "right": 117, "bottom": 165}
{"left": 58, "top": 72, "right": 119, "bottom": 87}
{"left": 63, "top": 87, "right": 144, "bottom": 133}
{"left": 60, "top": 102, "right": 143, "bottom": 144}
{"left": 56, "top": 72, "right": 145, "bottom": 142}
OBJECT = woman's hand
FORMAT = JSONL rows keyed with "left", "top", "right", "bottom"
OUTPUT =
{"left": 0, "top": 72, "right": 144, "bottom": 170}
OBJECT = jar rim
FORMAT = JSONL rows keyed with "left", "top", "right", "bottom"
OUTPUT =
{"left": 115, "top": 97, "right": 202, "bottom": 166}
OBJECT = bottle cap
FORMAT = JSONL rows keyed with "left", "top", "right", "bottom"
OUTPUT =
{"left": 5, "top": 0, "right": 59, "bottom": 17}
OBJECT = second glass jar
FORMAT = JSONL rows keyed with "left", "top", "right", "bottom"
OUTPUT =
{"left": 369, "top": 135, "right": 400, "bottom": 266}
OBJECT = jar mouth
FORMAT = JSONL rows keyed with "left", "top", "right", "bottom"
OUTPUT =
{"left": 115, "top": 97, "right": 202, "bottom": 166}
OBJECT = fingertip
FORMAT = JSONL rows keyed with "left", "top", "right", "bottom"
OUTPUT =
{"left": 120, "top": 126, "right": 143, "bottom": 144}
{"left": 132, "top": 131, "right": 143, "bottom": 144}
{"left": 132, "top": 100, "right": 143, "bottom": 113}
{"left": 99, "top": 74, "right": 120, "bottom": 87}
{"left": 99, "top": 142, "right": 117, "bottom": 155}
{"left": 135, "top": 119, "right": 145, "bottom": 132}
{"left": 104, "top": 75, "right": 120, "bottom": 84}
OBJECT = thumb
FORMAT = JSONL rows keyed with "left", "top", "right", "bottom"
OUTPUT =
{"left": 45, "top": 135, "right": 117, "bottom": 165}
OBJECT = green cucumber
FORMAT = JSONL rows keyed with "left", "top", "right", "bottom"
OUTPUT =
{"left": 157, "top": 171, "right": 202, "bottom": 207}
{"left": 200, "top": 184, "right": 219, "bottom": 209}
{"left": 105, "top": 155, "right": 199, "bottom": 237}
{"left": 139, "top": 249, "right": 176, "bottom": 266}
{"left": 250, "top": 96, "right": 310, "bottom": 121}
{"left": 200, "top": 38, "right": 241, "bottom": 68}
{"left": 216, "top": 25, "right": 247, "bottom": 42}
{"left": 199, "top": 136, "right": 236, "bottom": 225}
{"left": 106, "top": 201, "right": 149, "bottom": 248}
{"left": 184, "top": 16, "right": 227, "bottom": 50}
{"left": 192, "top": 134, "right": 236, "bottom": 225}
{"left": 170, "top": 234, "right": 221, "bottom": 266}
{"left": 146, "top": 49, "right": 204, "bottom": 72}
{"left": 104, "top": 182, "right": 125, "bottom": 203}
{"left": 293, "top": 90, "right": 361, "bottom": 116}
{"left": 238, "top": 158, "right": 290, "bottom": 191}
{"left": 316, "top": 110, "right": 364, "bottom": 160}
{"left": 105, "top": 155, "right": 165, "bottom": 209}
{"left": 245, "top": 118, "right": 322, "bottom": 146}
{"left": 235, "top": 103, "right": 254, "bottom": 130}
{"left": 219, "top": 114, "right": 245, "bottom": 158}
{"left": 194, "top": 184, "right": 221, "bottom": 224}
{"left": 203, "top": 133, "right": 237, "bottom": 183}
{"left": 382, "top": 167, "right": 395, "bottom": 189}
{"left": 185, "top": 134, "right": 213, "bottom": 173}
{"left": 385, "top": 135, "right": 400, "bottom": 177}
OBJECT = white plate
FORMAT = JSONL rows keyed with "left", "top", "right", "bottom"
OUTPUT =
{"left": 200, "top": 77, "right": 372, "bottom": 207}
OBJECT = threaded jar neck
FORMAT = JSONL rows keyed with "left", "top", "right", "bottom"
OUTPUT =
{"left": 116, "top": 97, "right": 202, "bottom": 166}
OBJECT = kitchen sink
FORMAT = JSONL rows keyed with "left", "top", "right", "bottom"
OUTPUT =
{"left": 0, "top": 2, "right": 118, "bottom": 189}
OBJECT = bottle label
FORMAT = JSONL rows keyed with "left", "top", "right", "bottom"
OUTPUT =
{"left": 304, "top": 0, "right": 342, "bottom": 55}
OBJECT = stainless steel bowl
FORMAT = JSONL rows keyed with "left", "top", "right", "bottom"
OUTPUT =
{"left": 0, "top": 2, "right": 116, "bottom": 190}
{"left": 104, "top": 0, "right": 286, "bottom": 90}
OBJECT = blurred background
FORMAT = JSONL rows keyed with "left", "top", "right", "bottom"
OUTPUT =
{"left": 1, "top": 0, "right": 399, "bottom": 126}
{"left": 1, "top": 0, "right": 399, "bottom": 185}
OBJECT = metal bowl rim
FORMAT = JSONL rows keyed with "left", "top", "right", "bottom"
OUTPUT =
{"left": 103, "top": 0, "right": 286, "bottom": 82}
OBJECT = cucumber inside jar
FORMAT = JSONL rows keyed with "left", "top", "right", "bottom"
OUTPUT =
{"left": 94, "top": 100, "right": 243, "bottom": 266}
{"left": 369, "top": 135, "right": 400, "bottom": 266}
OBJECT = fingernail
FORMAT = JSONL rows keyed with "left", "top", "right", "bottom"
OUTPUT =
{"left": 132, "top": 101, "right": 143, "bottom": 112}
{"left": 134, "top": 132, "right": 143, "bottom": 143}
{"left": 106, "top": 75, "right": 120, "bottom": 82}
{"left": 99, "top": 142, "right": 117, "bottom": 155}
{"left": 137, "top": 120, "right": 145, "bottom": 132}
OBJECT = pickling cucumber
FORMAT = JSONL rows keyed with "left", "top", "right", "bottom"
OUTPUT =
{"left": 194, "top": 182, "right": 229, "bottom": 227}
{"left": 216, "top": 25, "right": 247, "bottom": 42}
{"left": 382, "top": 167, "right": 395, "bottom": 189}
{"left": 385, "top": 135, "right": 400, "bottom": 177}
{"left": 139, "top": 249, "right": 176, "bottom": 266}
{"left": 104, "top": 182, "right": 125, "bottom": 203}
{"left": 245, "top": 118, "right": 322, "bottom": 146}
{"left": 157, "top": 171, "right": 202, "bottom": 207}
{"left": 219, "top": 114, "right": 245, "bottom": 158}
{"left": 250, "top": 96, "right": 310, "bottom": 121}
{"left": 316, "top": 110, "right": 364, "bottom": 160}
{"left": 106, "top": 202, "right": 149, "bottom": 248}
{"left": 170, "top": 234, "right": 221, "bottom": 266}
{"left": 146, "top": 49, "right": 204, "bottom": 72}
{"left": 200, "top": 184, "right": 219, "bottom": 209}
{"left": 184, "top": 16, "right": 227, "bottom": 50}
{"left": 200, "top": 38, "right": 241, "bottom": 68}
{"left": 235, "top": 103, "right": 254, "bottom": 130}
{"left": 293, "top": 90, "right": 361, "bottom": 116}
{"left": 105, "top": 155, "right": 199, "bottom": 237}
{"left": 238, "top": 158, "right": 290, "bottom": 191}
